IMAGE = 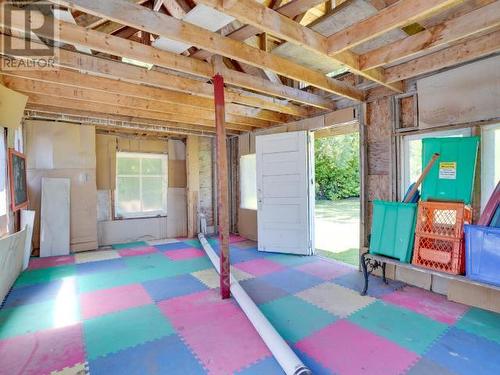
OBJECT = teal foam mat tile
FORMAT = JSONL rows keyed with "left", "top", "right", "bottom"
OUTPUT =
{"left": 111, "top": 241, "right": 148, "bottom": 249}
{"left": 455, "top": 307, "right": 500, "bottom": 344}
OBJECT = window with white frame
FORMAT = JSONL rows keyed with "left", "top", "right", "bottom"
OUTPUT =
{"left": 401, "top": 128, "right": 471, "bottom": 195}
{"left": 115, "top": 152, "right": 168, "bottom": 219}
{"left": 481, "top": 124, "right": 500, "bottom": 212}
{"left": 240, "top": 154, "right": 257, "bottom": 210}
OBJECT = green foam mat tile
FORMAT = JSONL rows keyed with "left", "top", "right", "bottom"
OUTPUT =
{"left": 13, "top": 265, "right": 76, "bottom": 288}
{"left": 455, "top": 307, "right": 500, "bottom": 344}
{"left": 111, "top": 241, "right": 148, "bottom": 249}
{"left": 83, "top": 304, "right": 174, "bottom": 360}
{"left": 348, "top": 300, "right": 448, "bottom": 354}
{"left": 259, "top": 295, "right": 336, "bottom": 344}
{"left": 123, "top": 253, "right": 173, "bottom": 270}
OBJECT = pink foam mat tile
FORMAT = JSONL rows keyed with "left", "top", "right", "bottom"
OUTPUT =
{"left": 229, "top": 235, "right": 247, "bottom": 243}
{"left": 296, "top": 320, "right": 419, "bottom": 375}
{"left": 28, "top": 255, "right": 75, "bottom": 270}
{"left": 80, "top": 284, "right": 153, "bottom": 319}
{"left": 118, "top": 246, "right": 158, "bottom": 257}
{"left": 234, "top": 259, "right": 284, "bottom": 277}
{"left": 295, "top": 260, "right": 355, "bottom": 281}
{"left": 163, "top": 248, "right": 205, "bottom": 261}
{"left": 159, "top": 290, "right": 270, "bottom": 374}
{"left": 0, "top": 323, "right": 85, "bottom": 375}
{"left": 382, "top": 286, "right": 469, "bottom": 324}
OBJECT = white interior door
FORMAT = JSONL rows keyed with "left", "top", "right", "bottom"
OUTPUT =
{"left": 256, "top": 131, "right": 314, "bottom": 255}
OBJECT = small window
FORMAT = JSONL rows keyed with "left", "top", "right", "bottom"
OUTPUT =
{"left": 481, "top": 124, "right": 500, "bottom": 212}
{"left": 401, "top": 128, "right": 471, "bottom": 195}
{"left": 240, "top": 154, "right": 257, "bottom": 210}
{"left": 115, "top": 152, "right": 168, "bottom": 219}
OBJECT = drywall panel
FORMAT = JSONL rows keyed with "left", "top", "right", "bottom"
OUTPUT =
{"left": 167, "top": 187, "right": 187, "bottom": 238}
{"left": 117, "top": 137, "right": 168, "bottom": 154}
{"left": 0, "top": 229, "right": 26, "bottom": 304}
{"left": 168, "top": 160, "right": 187, "bottom": 188}
{"left": 418, "top": 55, "right": 500, "bottom": 128}
{"left": 448, "top": 279, "right": 500, "bottom": 313}
{"left": 96, "top": 134, "right": 116, "bottom": 190}
{"left": 40, "top": 178, "right": 70, "bottom": 257}
{"left": 20, "top": 209, "right": 35, "bottom": 270}
{"left": 395, "top": 267, "right": 432, "bottom": 290}
{"left": 27, "top": 169, "right": 98, "bottom": 252}
{"left": 24, "top": 120, "right": 96, "bottom": 170}
{"left": 168, "top": 139, "right": 186, "bottom": 160}
{"left": 0, "top": 84, "right": 27, "bottom": 129}
{"left": 98, "top": 217, "right": 168, "bottom": 246}
{"left": 97, "top": 190, "right": 111, "bottom": 222}
{"left": 238, "top": 208, "right": 257, "bottom": 241}
{"left": 199, "top": 137, "right": 214, "bottom": 227}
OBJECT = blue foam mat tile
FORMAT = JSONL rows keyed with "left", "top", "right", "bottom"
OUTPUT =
{"left": 406, "top": 358, "right": 457, "bottom": 375}
{"left": 142, "top": 274, "right": 208, "bottom": 302}
{"left": 88, "top": 334, "right": 205, "bottom": 375}
{"left": 236, "top": 356, "right": 284, "bottom": 375}
{"left": 75, "top": 258, "right": 128, "bottom": 275}
{"left": 239, "top": 278, "right": 289, "bottom": 305}
{"left": 257, "top": 268, "right": 324, "bottom": 294}
{"left": 332, "top": 271, "right": 406, "bottom": 298}
{"left": 424, "top": 327, "right": 500, "bottom": 375}
{"left": 1, "top": 279, "right": 64, "bottom": 308}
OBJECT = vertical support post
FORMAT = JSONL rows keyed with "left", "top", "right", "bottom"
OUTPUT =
{"left": 213, "top": 72, "right": 230, "bottom": 299}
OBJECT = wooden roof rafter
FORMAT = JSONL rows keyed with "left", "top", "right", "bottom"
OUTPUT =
{"left": 48, "top": 0, "right": 365, "bottom": 101}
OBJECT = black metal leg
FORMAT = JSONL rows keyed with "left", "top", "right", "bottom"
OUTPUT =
{"left": 360, "top": 252, "right": 369, "bottom": 296}
{"left": 382, "top": 263, "right": 388, "bottom": 284}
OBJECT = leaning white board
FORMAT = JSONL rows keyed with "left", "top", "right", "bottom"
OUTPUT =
{"left": 40, "top": 178, "right": 70, "bottom": 257}
{"left": 256, "top": 131, "right": 315, "bottom": 255}
{"left": 21, "top": 209, "right": 35, "bottom": 269}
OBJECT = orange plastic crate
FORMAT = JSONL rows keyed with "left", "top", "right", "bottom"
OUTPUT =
{"left": 415, "top": 201, "right": 472, "bottom": 239}
{"left": 412, "top": 235, "right": 465, "bottom": 275}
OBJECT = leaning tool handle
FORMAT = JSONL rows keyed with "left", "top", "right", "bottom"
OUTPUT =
{"left": 404, "top": 152, "right": 440, "bottom": 203}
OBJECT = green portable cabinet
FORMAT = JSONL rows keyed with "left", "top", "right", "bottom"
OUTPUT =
{"left": 421, "top": 137, "right": 479, "bottom": 204}
{"left": 369, "top": 201, "right": 418, "bottom": 263}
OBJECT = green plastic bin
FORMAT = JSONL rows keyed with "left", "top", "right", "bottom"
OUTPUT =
{"left": 369, "top": 201, "right": 417, "bottom": 263}
{"left": 421, "top": 137, "right": 479, "bottom": 205}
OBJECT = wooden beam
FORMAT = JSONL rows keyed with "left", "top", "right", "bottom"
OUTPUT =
{"left": 194, "top": 0, "right": 403, "bottom": 92}
{"left": 0, "top": 24, "right": 331, "bottom": 111}
{"left": 213, "top": 72, "right": 231, "bottom": 299}
{"left": 25, "top": 104, "right": 224, "bottom": 135}
{"left": 76, "top": 0, "right": 148, "bottom": 28}
{"left": 360, "top": 1, "right": 500, "bottom": 70}
{"left": 1, "top": 68, "right": 291, "bottom": 123}
{"left": 327, "top": 0, "right": 464, "bottom": 54}
{"left": 4, "top": 77, "right": 259, "bottom": 130}
{"left": 153, "top": 0, "right": 165, "bottom": 12}
{"left": 384, "top": 29, "right": 500, "bottom": 83}
{"left": 49, "top": 0, "right": 364, "bottom": 101}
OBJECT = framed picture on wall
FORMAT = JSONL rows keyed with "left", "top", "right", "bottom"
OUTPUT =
{"left": 8, "top": 148, "right": 29, "bottom": 212}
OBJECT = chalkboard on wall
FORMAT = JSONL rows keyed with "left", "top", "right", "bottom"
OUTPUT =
{"left": 8, "top": 148, "right": 28, "bottom": 211}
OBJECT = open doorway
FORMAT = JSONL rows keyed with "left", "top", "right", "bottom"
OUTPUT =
{"left": 313, "top": 129, "right": 360, "bottom": 266}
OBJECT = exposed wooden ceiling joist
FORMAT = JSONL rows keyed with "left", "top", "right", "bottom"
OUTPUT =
{"left": 194, "top": 0, "right": 403, "bottom": 92}
{"left": 359, "top": 1, "right": 500, "bottom": 70}
{"left": 384, "top": 29, "right": 500, "bottom": 83}
{"left": 1, "top": 8, "right": 335, "bottom": 110}
{"left": 49, "top": 0, "right": 364, "bottom": 101}
{"left": 18, "top": 91, "right": 255, "bottom": 132}
{"left": 1, "top": 68, "right": 290, "bottom": 124}
{"left": 3, "top": 77, "right": 265, "bottom": 130}
{"left": 326, "top": 0, "right": 465, "bottom": 54}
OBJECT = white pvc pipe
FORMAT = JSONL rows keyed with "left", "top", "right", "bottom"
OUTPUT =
{"left": 198, "top": 234, "right": 311, "bottom": 375}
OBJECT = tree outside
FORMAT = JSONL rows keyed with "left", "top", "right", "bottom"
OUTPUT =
{"left": 314, "top": 133, "right": 360, "bottom": 266}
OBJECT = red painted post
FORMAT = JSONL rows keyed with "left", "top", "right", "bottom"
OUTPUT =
{"left": 213, "top": 73, "right": 231, "bottom": 299}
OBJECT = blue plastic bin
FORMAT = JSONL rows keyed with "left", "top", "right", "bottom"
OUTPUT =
{"left": 465, "top": 224, "right": 500, "bottom": 286}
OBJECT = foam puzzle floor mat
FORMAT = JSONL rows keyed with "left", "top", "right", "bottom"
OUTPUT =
{"left": 1, "top": 235, "right": 500, "bottom": 375}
